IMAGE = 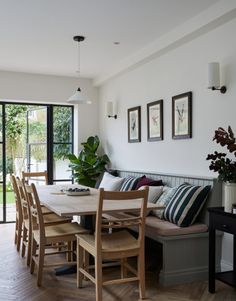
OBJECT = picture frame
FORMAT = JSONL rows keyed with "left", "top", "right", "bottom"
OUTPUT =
{"left": 172, "top": 91, "right": 192, "bottom": 139}
{"left": 147, "top": 100, "right": 163, "bottom": 141}
{"left": 128, "top": 106, "right": 141, "bottom": 143}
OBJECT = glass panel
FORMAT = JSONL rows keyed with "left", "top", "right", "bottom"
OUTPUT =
{"left": 0, "top": 105, "right": 2, "bottom": 142}
{"left": 28, "top": 107, "right": 47, "bottom": 144}
{"left": 0, "top": 145, "right": 3, "bottom": 182}
{"left": 53, "top": 144, "right": 72, "bottom": 180}
{"left": 53, "top": 106, "right": 72, "bottom": 143}
{"left": 6, "top": 179, "right": 15, "bottom": 222}
{"left": 0, "top": 183, "right": 3, "bottom": 222}
{"left": 29, "top": 144, "right": 47, "bottom": 173}
{"left": 53, "top": 181, "right": 73, "bottom": 185}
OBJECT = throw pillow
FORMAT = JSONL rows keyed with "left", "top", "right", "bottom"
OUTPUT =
{"left": 151, "top": 186, "right": 178, "bottom": 218}
{"left": 99, "top": 172, "right": 124, "bottom": 191}
{"left": 135, "top": 175, "right": 163, "bottom": 189}
{"left": 138, "top": 185, "right": 164, "bottom": 203}
{"left": 95, "top": 169, "right": 118, "bottom": 189}
{"left": 120, "top": 176, "right": 141, "bottom": 191}
{"left": 163, "top": 183, "right": 211, "bottom": 227}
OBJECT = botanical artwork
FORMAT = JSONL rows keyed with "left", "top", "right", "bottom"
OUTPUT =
{"left": 147, "top": 100, "right": 163, "bottom": 141}
{"left": 128, "top": 106, "right": 141, "bottom": 143}
{"left": 172, "top": 92, "right": 192, "bottom": 139}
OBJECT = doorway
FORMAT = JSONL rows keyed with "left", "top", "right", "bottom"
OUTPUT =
{"left": 0, "top": 102, "right": 74, "bottom": 223}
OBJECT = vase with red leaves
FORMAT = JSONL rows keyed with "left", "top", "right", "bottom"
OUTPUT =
{"left": 207, "top": 126, "right": 236, "bottom": 212}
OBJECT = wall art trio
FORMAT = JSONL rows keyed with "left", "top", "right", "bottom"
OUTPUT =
{"left": 128, "top": 91, "right": 192, "bottom": 143}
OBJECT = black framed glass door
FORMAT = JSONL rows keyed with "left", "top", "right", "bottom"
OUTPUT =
{"left": 0, "top": 102, "right": 74, "bottom": 223}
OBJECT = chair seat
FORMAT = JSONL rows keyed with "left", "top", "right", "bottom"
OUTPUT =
{"left": 77, "top": 230, "right": 139, "bottom": 255}
{"left": 33, "top": 222, "right": 88, "bottom": 243}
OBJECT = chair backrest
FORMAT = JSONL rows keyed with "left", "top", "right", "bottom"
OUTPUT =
{"left": 96, "top": 187, "right": 149, "bottom": 253}
{"left": 10, "top": 175, "right": 23, "bottom": 220}
{"left": 22, "top": 171, "right": 48, "bottom": 185}
{"left": 15, "top": 177, "right": 29, "bottom": 221}
{"left": 24, "top": 183, "right": 45, "bottom": 238}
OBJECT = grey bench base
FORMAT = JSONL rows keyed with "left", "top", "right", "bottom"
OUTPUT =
{"left": 146, "top": 231, "right": 222, "bottom": 286}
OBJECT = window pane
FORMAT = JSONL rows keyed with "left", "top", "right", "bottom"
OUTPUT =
{"left": 0, "top": 105, "right": 2, "bottom": 142}
{"left": 29, "top": 144, "right": 47, "bottom": 172}
{"left": 53, "top": 144, "right": 72, "bottom": 180}
{"left": 28, "top": 108, "right": 47, "bottom": 143}
{"left": 53, "top": 107, "right": 72, "bottom": 143}
{"left": 0, "top": 183, "right": 3, "bottom": 222}
{"left": 6, "top": 180, "right": 15, "bottom": 222}
{"left": 0, "top": 145, "right": 3, "bottom": 182}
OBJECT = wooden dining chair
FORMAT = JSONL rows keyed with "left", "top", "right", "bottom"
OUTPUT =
{"left": 16, "top": 177, "right": 72, "bottom": 266}
{"left": 10, "top": 175, "right": 23, "bottom": 252}
{"left": 76, "top": 187, "right": 149, "bottom": 301}
{"left": 22, "top": 171, "right": 48, "bottom": 185}
{"left": 24, "top": 182, "right": 88, "bottom": 286}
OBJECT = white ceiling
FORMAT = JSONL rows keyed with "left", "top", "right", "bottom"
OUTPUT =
{"left": 0, "top": 0, "right": 220, "bottom": 80}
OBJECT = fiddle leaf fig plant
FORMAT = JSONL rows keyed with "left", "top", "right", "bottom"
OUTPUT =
{"left": 68, "top": 135, "right": 110, "bottom": 188}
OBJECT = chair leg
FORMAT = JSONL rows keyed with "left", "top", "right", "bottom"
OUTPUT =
{"left": 84, "top": 250, "right": 89, "bottom": 280}
{"left": 37, "top": 244, "right": 45, "bottom": 287}
{"left": 67, "top": 241, "right": 72, "bottom": 262}
{"left": 21, "top": 226, "right": 27, "bottom": 257}
{"left": 26, "top": 225, "right": 32, "bottom": 266}
{"left": 121, "top": 258, "right": 127, "bottom": 279}
{"left": 138, "top": 252, "right": 145, "bottom": 300}
{"left": 95, "top": 255, "right": 103, "bottom": 301}
{"left": 14, "top": 217, "right": 18, "bottom": 245}
{"left": 77, "top": 243, "right": 83, "bottom": 288}
{"left": 30, "top": 238, "right": 37, "bottom": 274}
{"left": 16, "top": 219, "right": 22, "bottom": 252}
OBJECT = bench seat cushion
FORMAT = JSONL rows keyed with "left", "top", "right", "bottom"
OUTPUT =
{"left": 145, "top": 216, "right": 208, "bottom": 237}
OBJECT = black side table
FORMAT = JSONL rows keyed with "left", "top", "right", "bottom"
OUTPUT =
{"left": 208, "top": 207, "right": 236, "bottom": 293}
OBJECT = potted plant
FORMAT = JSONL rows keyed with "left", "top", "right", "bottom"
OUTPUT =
{"left": 68, "top": 135, "right": 110, "bottom": 188}
{"left": 206, "top": 126, "right": 236, "bottom": 212}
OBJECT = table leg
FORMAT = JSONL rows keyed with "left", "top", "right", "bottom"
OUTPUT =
{"left": 234, "top": 235, "right": 236, "bottom": 272}
{"left": 209, "top": 227, "right": 216, "bottom": 293}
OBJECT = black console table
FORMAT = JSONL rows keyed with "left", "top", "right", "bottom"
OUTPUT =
{"left": 208, "top": 207, "right": 236, "bottom": 293}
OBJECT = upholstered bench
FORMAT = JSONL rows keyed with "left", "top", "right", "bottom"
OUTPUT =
{"left": 114, "top": 170, "right": 223, "bottom": 286}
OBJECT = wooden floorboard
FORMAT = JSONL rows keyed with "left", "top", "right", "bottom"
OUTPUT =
{"left": 0, "top": 223, "right": 236, "bottom": 301}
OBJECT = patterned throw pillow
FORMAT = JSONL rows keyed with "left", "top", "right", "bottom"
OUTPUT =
{"left": 151, "top": 186, "right": 178, "bottom": 218}
{"left": 138, "top": 185, "right": 163, "bottom": 203}
{"left": 163, "top": 183, "right": 211, "bottom": 227}
{"left": 120, "top": 176, "right": 140, "bottom": 191}
{"left": 135, "top": 175, "right": 163, "bottom": 189}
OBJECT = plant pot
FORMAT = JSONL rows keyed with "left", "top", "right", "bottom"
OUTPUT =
{"left": 222, "top": 182, "right": 236, "bottom": 212}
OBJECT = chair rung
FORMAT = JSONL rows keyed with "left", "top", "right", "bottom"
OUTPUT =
{"left": 103, "top": 276, "right": 138, "bottom": 286}
{"left": 124, "top": 262, "right": 137, "bottom": 276}
{"left": 79, "top": 268, "right": 96, "bottom": 284}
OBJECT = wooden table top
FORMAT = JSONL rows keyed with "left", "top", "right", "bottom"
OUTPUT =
{"left": 37, "top": 184, "right": 162, "bottom": 217}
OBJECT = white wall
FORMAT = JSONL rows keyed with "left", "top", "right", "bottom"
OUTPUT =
{"left": 0, "top": 70, "right": 99, "bottom": 150}
{"left": 98, "top": 18, "right": 236, "bottom": 268}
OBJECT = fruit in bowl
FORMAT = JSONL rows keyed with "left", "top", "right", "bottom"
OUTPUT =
{"left": 65, "top": 187, "right": 90, "bottom": 196}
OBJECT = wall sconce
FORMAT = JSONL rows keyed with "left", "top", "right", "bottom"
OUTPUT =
{"left": 208, "top": 62, "right": 227, "bottom": 94}
{"left": 106, "top": 101, "right": 117, "bottom": 119}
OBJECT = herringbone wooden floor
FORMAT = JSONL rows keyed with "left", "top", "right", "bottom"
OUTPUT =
{"left": 0, "top": 223, "right": 235, "bottom": 301}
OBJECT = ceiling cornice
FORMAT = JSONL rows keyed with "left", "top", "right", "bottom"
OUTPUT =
{"left": 94, "top": 0, "right": 236, "bottom": 87}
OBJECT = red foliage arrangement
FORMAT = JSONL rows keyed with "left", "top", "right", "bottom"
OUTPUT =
{"left": 206, "top": 126, "right": 236, "bottom": 182}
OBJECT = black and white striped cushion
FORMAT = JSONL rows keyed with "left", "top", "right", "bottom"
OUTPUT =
{"left": 119, "top": 176, "right": 140, "bottom": 191}
{"left": 163, "top": 183, "right": 211, "bottom": 227}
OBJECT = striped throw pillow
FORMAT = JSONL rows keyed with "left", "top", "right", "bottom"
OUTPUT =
{"left": 163, "top": 184, "right": 211, "bottom": 227}
{"left": 120, "top": 176, "right": 140, "bottom": 191}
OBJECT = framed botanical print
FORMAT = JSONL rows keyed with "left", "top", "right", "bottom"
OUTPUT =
{"left": 172, "top": 91, "right": 192, "bottom": 139}
{"left": 128, "top": 106, "right": 141, "bottom": 143}
{"left": 147, "top": 100, "right": 163, "bottom": 141}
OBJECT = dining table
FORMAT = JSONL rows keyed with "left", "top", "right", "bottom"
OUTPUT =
{"left": 36, "top": 183, "right": 164, "bottom": 275}
{"left": 37, "top": 184, "right": 161, "bottom": 217}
